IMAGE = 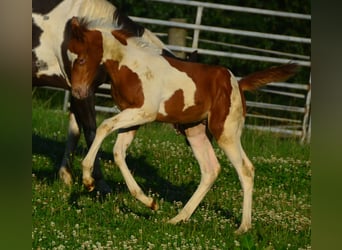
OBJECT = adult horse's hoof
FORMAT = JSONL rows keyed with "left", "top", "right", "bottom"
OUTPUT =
{"left": 94, "top": 179, "right": 112, "bottom": 194}
{"left": 83, "top": 177, "right": 95, "bottom": 192}
{"left": 150, "top": 199, "right": 159, "bottom": 211}
{"left": 59, "top": 167, "right": 73, "bottom": 186}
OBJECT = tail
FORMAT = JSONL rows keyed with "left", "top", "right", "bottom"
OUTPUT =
{"left": 239, "top": 63, "right": 299, "bottom": 91}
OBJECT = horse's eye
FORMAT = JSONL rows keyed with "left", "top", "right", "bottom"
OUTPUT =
{"left": 78, "top": 58, "right": 86, "bottom": 65}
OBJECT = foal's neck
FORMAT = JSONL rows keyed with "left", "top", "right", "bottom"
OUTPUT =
{"left": 102, "top": 31, "right": 126, "bottom": 63}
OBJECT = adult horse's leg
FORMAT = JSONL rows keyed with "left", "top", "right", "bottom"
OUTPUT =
{"left": 71, "top": 94, "right": 112, "bottom": 193}
{"left": 168, "top": 123, "right": 221, "bottom": 224}
{"left": 59, "top": 111, "right": 80, "bottom": 186}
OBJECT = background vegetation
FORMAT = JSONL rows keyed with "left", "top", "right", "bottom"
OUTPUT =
{"left": 112, "top": 0, "right": 310, "bottom": 78}
{"left": 32, "top": 89, "right": 311, "bottom": 249}
{"left": 111, "top": 0, "right": 311, "bottom": 128}
{"left": 32, "top": 1, "right": 311, "bottom": 248}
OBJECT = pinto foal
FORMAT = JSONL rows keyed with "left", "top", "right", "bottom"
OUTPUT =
{"left": 32, "top": 0, "right": 174, "bottom": 191}
{"left": 68, "top": 18, "right": 298, "bottom": 233}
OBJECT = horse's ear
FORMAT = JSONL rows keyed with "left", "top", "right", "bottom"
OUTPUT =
{"left": 70, "top": 16, "right": 84, "bottom": 41}
{"left": 71, "top": 16, "right": 81, "bottom": 28}
{"left": 187, "top": 50, "right": 198, "bottom": 62}
{"left": 111, "top": 30, "right": 128, "bottom": 45}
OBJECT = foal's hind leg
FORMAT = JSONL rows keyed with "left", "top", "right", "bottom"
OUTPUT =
{"left": 217, "top": 133, "right": 254, "bottom": 234}
{"left": 113, "top": 127, "right": 158, "bottom": 210}
{"left": 168, "top": 123, "right": 221, "bottom": 224}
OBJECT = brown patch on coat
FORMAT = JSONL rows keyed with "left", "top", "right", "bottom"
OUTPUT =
{"left": 163, "top": 56, "right": 234, "bottom": 139}
{"left": 111, "top": 30, "right": 131, "bottom": 45}
{"left": 68, "top": 20, "right": 104, "bottom": 99}
{"left": 206, "top": 68, "right": 233, "bottom": 141}
{"left": 105, "top": 60, "right": 144, "bottom": 110}
{"left": 156, "top": 89, "right": 184, "bottom": 122}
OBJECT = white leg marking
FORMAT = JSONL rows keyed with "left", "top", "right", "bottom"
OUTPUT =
{"left": 218, "top": 134, "right": 254, "bottom": 234}
{"left": 169, "top": 123, "right": 221, "bottom": 224}
{"left": 82, "top": 108, "right": 155, "bottom": 191}
{"left": 114, "top": 130, "right": 157, "bottom": 210}
{"left": 216, "top": 72, "right": 253, "bottom": 233}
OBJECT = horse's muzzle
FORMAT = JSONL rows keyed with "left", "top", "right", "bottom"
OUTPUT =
{"left": 72, "top": 86, "right": 89, "bottom": 100}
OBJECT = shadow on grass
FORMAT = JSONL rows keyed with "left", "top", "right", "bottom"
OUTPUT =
{"left": 32, "top": 132, "right": 198, "bottom": 209}
{"left": 210, "top": 202, "right": 240, "bottom": 227}
{"left": 33, "top": 132, "right": 237, "bottom": 223}
{"left": 32, "top": 133, "right": 64, "bottom": 184}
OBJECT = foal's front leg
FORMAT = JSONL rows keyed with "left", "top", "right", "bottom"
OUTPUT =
{"left": 113, "top": 127, "right": 158, "bottom": 210}
{"left": 82, "top": 108, "right": 156, "bottom": 192}
{"left": 71, "top": 94, "right": 112, "bottom": 193}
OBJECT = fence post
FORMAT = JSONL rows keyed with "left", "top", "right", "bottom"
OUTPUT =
{"left": 301, "top": 73, "right": 311, "bottom": 144}
{"left": 168, "top": 18, "right": 187, "bottom": 58}
{"left": 192, "top": 6, "right": 204, "bottom": 49}
{"left": 63, "top": 90, "right": 70, "bottom": 112}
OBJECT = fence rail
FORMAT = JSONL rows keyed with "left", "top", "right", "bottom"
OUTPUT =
{"left": 149, "top": 0, "right": 311, "bottom": 20}
{"left": 60, "top": 0, "right": 311, "bottom": 143}
{"left": 163, "top": 44, "right": 310, "bottom": 66}
{"left": 131, "top": 16, "right": 311, "bottom": 44}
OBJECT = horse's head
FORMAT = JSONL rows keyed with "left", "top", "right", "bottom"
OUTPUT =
{"left": 68, "top": 17, "right": 104, "bottom": 99}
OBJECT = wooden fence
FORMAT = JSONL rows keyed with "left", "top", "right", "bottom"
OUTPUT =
{"left": 61, "top": 0, "right": 311, "bottom": 143}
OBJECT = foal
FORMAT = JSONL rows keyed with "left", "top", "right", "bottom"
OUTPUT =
{"left": 68, "top": 18, "right": 298, "bottom": 233}
{"left": 32, "top": 0, "right": 172, "bottom": 191}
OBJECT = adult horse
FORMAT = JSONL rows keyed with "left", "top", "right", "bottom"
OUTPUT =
{"left": 32, "top": 0, "right": 171, "bottom": 192}
{"left": 67, "top": 18, "right": 298, "bottom": 233}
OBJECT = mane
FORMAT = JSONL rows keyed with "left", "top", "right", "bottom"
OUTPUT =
{"left": 113, "top": 8, "right": 145, "bottom": 37}
{"left": 77, "top": 0, "right": 147, "bottom": 37}
{"left": 76, "top": 0, "right": 169, "bottom": 56}
{"left": 77, "top": 0, "right": 117, "bottom": 28}
{"left": 126, "top": 36, "right": 165, "bottom": 55}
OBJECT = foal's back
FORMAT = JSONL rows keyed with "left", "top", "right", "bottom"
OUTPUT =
{"left": 118, "top": 44, "right": 239, "bottom": 124}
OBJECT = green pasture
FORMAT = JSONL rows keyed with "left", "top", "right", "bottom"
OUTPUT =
{"left": 32, "top": 89, "right": 311, "bottom": 249}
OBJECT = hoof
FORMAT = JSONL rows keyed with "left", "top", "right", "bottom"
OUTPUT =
{"left": 234, "top": 224, "right": 251, "bottom": 235}
{"left": 94, "top": 179, "right": 112, "bottom": 194}
{"left": 167, "top": 218, "right": 178, "bottom": 225}
{"left": 168, "top": 209, "right": 191, "bottom": 224}
{"left": 83, "top": 177, "right": 95, "bottom": 192}
{"left": 59, "top": 167, "right": 73, "bottom": 186}
{"left": 168, "top": 215, "right": 186, "bottom": 225}
{"left": 150, "top": 199, "right": 159, "bottom": 211}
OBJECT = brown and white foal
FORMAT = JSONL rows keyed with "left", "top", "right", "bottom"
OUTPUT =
{"left": 68, "top": 18, "right": 298, "bottom": 234}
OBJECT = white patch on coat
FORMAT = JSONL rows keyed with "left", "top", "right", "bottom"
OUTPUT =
{"left": 100, "top": 32, "right": 196, "bottom": 115}
{"left": 220, "top": 70, "right": 245, "bottom": 141}
{"left": 32, "top": 0, "right": 116, "bottom": 86}
{"left": 32, "top": 0, "right": 81, "bottom": 85}
{"left": 67, "top": 50, "right": 78, "bottom": 67}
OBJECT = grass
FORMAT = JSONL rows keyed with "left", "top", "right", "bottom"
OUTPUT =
{"left": 32, "top": 90, "right": 311, "bottom": 249}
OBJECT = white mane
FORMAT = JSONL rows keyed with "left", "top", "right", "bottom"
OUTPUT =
{"left": 127, "top": 35, "right": 164, "bottom": 55}
{"left": 78, "top": 0, "right": 118, "bottom": 28}
{"left": 76, "top": 0, "right": 172, "bottom": 58}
